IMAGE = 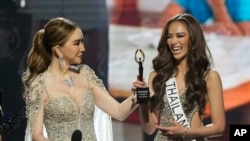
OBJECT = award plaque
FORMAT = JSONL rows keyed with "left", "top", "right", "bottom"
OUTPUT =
{"left": 135, "top": 49, "right": 150, "bottom": 103}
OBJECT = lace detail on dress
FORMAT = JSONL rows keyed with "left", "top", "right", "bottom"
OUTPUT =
{"left": 79, "top": 65, "right": 106, "bottom": 91}
{"left": 23, "top": 65, "right": 112, "bottom": 141}
{"left": 23, "top": 72, "right": 46, "bottom": 137}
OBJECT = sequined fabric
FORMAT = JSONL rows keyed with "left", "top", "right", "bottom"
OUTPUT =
{"left": 154, "top": 92, "right": 205, "bottom": 141}
{"left": 44, "top": 92, "right": 96, "bottom": 141}
{"left": 24, "top": 65, "right": 107, "bottom": 141}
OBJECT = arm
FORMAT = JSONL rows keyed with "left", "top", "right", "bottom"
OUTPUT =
{"left": 137, "top": 71, "right": 159, "bottom": 135}
{"left": 206, "top": 0, "right": 243, "bottom": 35}
{"left": 237, "top": 22, "right": 250, "bottom": 36}
{"left": 139, "top": 103, "right": 158, "bottom": 135}
{"left": 186, "top": 70, "right": 225, "bottom": 137}
{"left": 24, "top": 77, "right": 48, "bottom": 141}
{"left": 0, "top": 106, "right": 26, "bottom": 141}
{"left": 207, "top": 0, "right": 231, "bottom": 22}
{"left": 92, "top": 84, "right": 138, "bottom": 121}
{"left": 82, "top": 65, "right": 138, "bottom": 121}
{"left": 29, "top": 97, "right": 47, "bottom": 141}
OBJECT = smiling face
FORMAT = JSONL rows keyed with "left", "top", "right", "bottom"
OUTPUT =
{"left": 167, "top": 21, "right": 190, "bottom": 62}
{"left": 58, "top": 28, "right": 85, "bottom": 65}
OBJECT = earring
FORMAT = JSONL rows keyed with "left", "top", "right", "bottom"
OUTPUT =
{"left": 59, "top": 55, "right": 65, "bottom": 70}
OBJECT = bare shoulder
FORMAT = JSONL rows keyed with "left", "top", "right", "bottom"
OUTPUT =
{"left": 206, "top": 69, "right": 221, "bottom": 81}
{"left": 149, "top": 71, "right": 157, "bottom": 79}
{"left": 205, "top": 69, "right": 223, "bottom": 89}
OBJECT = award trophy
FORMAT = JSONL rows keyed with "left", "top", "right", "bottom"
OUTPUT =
{"left": 135, "top": 49, "right": 150, "bottom": 103}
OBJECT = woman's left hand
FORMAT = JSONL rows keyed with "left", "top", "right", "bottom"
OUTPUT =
{"left": 155, "top": 119, "right": 186, "bottom": 136}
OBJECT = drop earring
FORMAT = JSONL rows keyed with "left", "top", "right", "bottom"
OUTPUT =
{"left": 59, "top": 55, "right": 65, "bottom": 71}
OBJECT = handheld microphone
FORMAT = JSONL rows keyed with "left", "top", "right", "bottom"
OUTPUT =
{"left": 71, "top": 130, "right": 82, "bottom": 141}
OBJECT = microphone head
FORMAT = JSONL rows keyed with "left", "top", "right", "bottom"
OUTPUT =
{"left": 71, "top": 130, "right": 82, "bottom": 141}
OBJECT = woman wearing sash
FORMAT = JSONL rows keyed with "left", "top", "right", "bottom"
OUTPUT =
{"left": 22, "top": 17, "right": 138, "bottom": 141}
{"left": 133, "top": 13, "right": 225, "bottom": 141}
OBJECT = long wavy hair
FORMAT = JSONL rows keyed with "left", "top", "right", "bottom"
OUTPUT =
{"left": 23, "top": 17, "right": 80, "bottom": 87}
{"left": 151, "top": 14, "right": 213, "bottom": 115}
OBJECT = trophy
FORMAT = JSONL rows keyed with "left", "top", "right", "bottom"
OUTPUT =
{"left": 134, "top": 49, "right": 150, "bottom": 103}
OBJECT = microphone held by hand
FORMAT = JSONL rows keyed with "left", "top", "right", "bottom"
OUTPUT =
{"left": 71, "top": 130, "right": 82, "bottom": 141}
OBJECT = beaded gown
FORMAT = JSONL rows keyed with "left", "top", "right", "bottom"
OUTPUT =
{"left": 23, "top": 65, "right": 113, "bottom": 141}
{"left": 154, "top": 89, "right": 206, "bottom": 141}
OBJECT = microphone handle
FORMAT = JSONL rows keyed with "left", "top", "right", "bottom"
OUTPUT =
{"left": 71, "top": 130, "right": 82, "bottom": 141}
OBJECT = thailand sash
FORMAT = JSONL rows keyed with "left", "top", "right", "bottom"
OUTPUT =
{"left": 165, "top": 77, "right": 209, "bottom": 141}
{"left": 165, "top": 77, "right": 190, "bottom": 128}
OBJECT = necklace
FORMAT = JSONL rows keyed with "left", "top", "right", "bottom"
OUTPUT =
{"left": 64, "top": 76, "right": 74, "bottom": 87}
{"left": 48, "top": 68, "right": 74, "bottom": 87}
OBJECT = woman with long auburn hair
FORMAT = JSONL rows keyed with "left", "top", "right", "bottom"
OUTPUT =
{"left": 133, "top": 13, "right": 225, "bottom": 141}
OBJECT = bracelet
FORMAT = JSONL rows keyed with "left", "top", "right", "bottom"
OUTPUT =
{"left": 182, "top": 127, "right": 188, "bottom": 138}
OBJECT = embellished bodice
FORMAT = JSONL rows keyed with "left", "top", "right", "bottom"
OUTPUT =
{"left": 160, "top": 93, "right": 193, "bottom": 128}
{"left": 44, "top": 91, "right": 96, "bottom": 141}
{"left": 154, "top": 91, "right": 205, "bottom": 141}
{"left": 23, "top": 65, "right": 109, "bottom": 141}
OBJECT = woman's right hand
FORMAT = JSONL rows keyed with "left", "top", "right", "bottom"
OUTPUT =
{"left": 132, "top": 78, "right": 155, "bottom": 98}
{"left": 132, "top": 78, "right": 148, "bottom": 91}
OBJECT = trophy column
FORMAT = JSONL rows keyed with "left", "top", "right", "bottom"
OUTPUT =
{"left": 135, "top": 49, "right": 149, "bottom": 103}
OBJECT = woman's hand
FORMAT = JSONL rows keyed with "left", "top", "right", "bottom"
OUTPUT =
{"left": 224, "top": 22, "right": 244, "bottom": 36}
{"left": 132, "top": 79, "right": 147, "bottom": 91}
{"left": 155, "top": 119, "right": 186, "bottom": 136}
{"left": 202, "top": 22, "right": 243, "bottom": 36}
{"left": 132, "top": 77, "right": 155, "bottom": 98}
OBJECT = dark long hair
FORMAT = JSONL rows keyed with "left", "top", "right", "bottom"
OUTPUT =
{"left": 23, "top": 17, "right": 80, "bottom": 87}
{"left": 151, "top": 14, "right": 213, "bottom": 115}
